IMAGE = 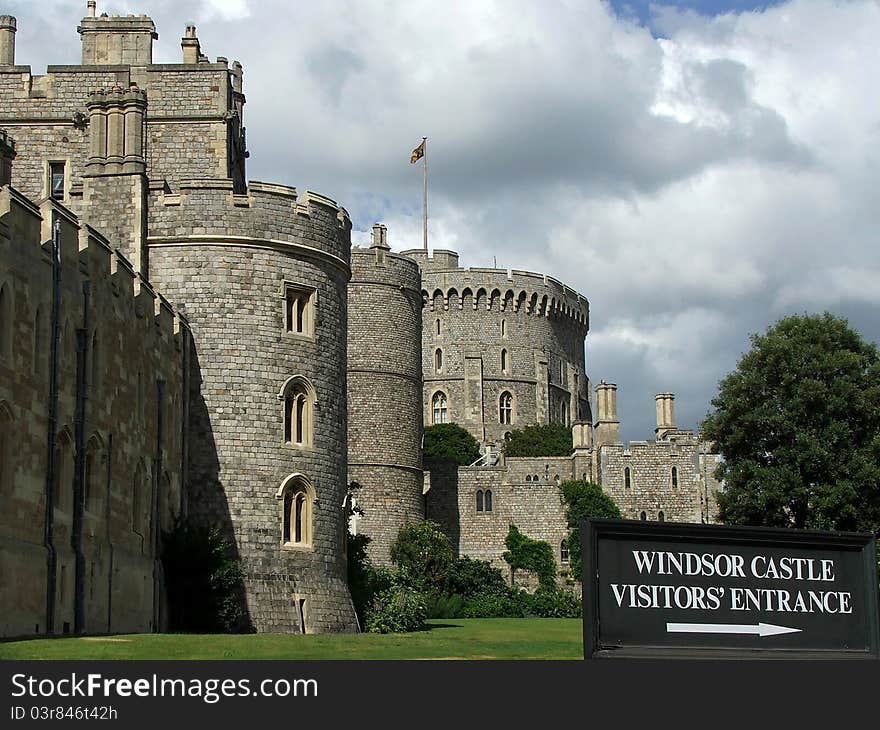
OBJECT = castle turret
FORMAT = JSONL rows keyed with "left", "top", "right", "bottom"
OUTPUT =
{"left": 78, "top": 5, "right": 158, "bottom": 65}
{"left": 0, "top": 15, "right": 16, "bottom": 66}
{"left": 594, "top": 381, "right": 620, "bottom": 446}
{"left": 0, "top": 130, "right": 14, "bottom": 187}
{"left": 655, "top": 392, "right": 675, "bottom": 439}
{"left": 348, "top": 225, "right": 424, "bottom": 564}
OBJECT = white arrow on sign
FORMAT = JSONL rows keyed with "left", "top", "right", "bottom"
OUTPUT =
{"left": 666, "top": 622, "right": 802, "bottom": 637}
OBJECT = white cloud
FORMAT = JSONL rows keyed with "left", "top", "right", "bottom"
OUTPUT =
{"left": 6, "top": 0, "right": 880, "bottom": 439}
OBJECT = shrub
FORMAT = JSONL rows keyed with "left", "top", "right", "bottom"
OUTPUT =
{"left": 503, "top": 423, "right": 572, "bottom": 457}
{"left": 365, "top": 588, "right": 428, "bottom": 633}
{"left": 523, "top": 587, "right": 582, "bottom": 618}
{"left": 390, "top": 521, "right": 454, "bottom": 592}
{"left": 423, "top": 423, "right": 481, "bottom": 465}
{"left": 424, "top": 592, "right": 467, "bottom": 619}
{"left": 462, "top": 590, "right": 527, "bottom": 618}
{"left": 503, "top": 524, "right": 557, "bottom": 590}
{"left": 161, "top": 518, "right": 247, "bottom": 633}
{"left": 443, "top": 556, "right": 508, "bottom": 598}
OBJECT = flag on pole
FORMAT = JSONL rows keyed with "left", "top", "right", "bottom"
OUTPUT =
{"left": 410, "top": 139, "right": 425, "bottom": 164}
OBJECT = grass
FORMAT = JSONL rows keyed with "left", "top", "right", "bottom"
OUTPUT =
{"left": 0, "top": 618, "right": 583, "bottom": 660}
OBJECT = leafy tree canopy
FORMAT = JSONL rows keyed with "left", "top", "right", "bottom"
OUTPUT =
{"left": 423, "top": 423, "right": 481, "bottom": 465}
{"left": 701, "top": 312, "right": 880, "bottom": 532}
{"left": 389, "top": 520, "right": 455, "bottom": 591}
{"left": 504, "top": 423, "right": 572, "bottom": 457}
{"left": 559, "top": 479, "right": 621, "bottom": 578}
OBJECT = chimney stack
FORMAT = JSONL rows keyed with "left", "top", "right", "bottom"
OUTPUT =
{"left": 594, "top": 381, "right": 620, "bottom": 447}
{"left": 371, "top": 223, "right": 389, "bottom": 249}
{"left": 655, "top": 392, "right": 676, "bottom": 438}
{"left": 87, "top": 1, "right": 97, "bottom": 18}
{"left": 0, "top": 15, "right": 16, "bottom": 66}
{"left": 181, "top": 23, "right": 201, "bottom": 64}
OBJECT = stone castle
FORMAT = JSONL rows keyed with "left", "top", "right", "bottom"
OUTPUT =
{"left": 0, "top": 4, "right": 721, "bottom": 638}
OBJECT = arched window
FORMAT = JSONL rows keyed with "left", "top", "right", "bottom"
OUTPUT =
{"left": 476, "top": 489, "right": 484, "bottom": 512}
{"left": 54, "top": 429, "right": 73, "bottom": 514}
{"left": 0, "top": 283, "right": 11, "bottom": 362}
{"left": 500, "top": 348, "right": 508, "bottom": 374}
{"left": 435, "top": 319, "right": 441, "bottom": 336}
{"left": 83, "top": 435, "right": 102, "bottom": 513}
{"left": 561, "top": 540, "right": 569, "bottom": 564}
{"left": 279, "top": 376, "right": 315, "bottom": 446}
{"left": 659, "top": 510, "right": 665, "bottom": 523}
{"left": 525, "top": 475, "right": 532, "bottom": 483}
{"left": 484, "top": 489, "right": 493, "bottom": 512}
{"left": 434, "top": 348, "right": 443, "bottom": 373}
{"left": 432, "top": 391, "right": 448, "bottom": 424}
{"left": 279, "top": 474, "right": 314, "bottom": 547}
{"left": 624, "top": 467, "right": 631, "bottom": 489}
{"left": 671, "top": 466, "right": 678, "bottom": 488}
{"left": 640, "top": 511, "right": 647, "bottom": 521}
{"left": 0, "top": 402, "right": 13, "bottom": 497}
{"left": 559, "top": 399, "right": 568, "bottom": 426}
{"left": 499, "top": 391, "right": 512, "bottom": 424}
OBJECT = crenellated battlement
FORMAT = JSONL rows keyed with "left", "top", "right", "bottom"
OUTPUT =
{"left": 147, "top": 179, "right": 352, "bottom": 271}
{"left": 0, "top": 183, "right": 189, "bottom": 346}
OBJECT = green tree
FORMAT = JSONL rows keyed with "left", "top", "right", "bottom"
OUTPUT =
{"left": 423, "top": 423, "right": 481, "bottom": 465}
{"left": 701, "top": 312, "right": 880, "bottom": 532}
{"left": 559, "top": 479, "right": 621, "bottom": 579}
{"left": 389, "top": 521, "right": 455, "bottom": 591}
{"left": 502, "top": 524, "right": 557, "bottom": 590}
{"left": 504, "top": 423, "right": 572, "bottom": 457}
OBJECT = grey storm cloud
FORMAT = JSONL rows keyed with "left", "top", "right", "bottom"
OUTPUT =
{"left": 8, "top": 0, "right": 880, "bottom": 440}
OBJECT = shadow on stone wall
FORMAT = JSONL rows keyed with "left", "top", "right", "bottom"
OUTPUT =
{"left": 424, "top": 458, "right": 460, "bottom": 554}
{"left": 177, "top": 346, "right": 252, "bottom": 633}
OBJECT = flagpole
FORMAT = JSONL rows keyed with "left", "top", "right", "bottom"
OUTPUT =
{"left": 422, "top": 136, "right": 428, "bottom": 253}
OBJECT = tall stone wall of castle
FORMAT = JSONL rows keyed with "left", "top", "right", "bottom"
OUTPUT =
{"left": 347, "top": 227, "right": 423, "bottom": 564}
{"left": 147, "top": 181, "right": 358, "bottom": 633}
{"left": 0, "top": 176, "right": 188, "bottom": 639}
{"left": 404, "top": 248, "right": 589, "bottom": 445}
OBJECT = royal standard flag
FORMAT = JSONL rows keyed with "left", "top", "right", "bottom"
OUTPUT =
{"left": 410, "top": 139, "right": 425, "bottom": 164}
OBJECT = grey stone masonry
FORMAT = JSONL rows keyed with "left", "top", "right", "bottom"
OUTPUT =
{"left": 348, "top": 236, "right": 424, "bottom": 564}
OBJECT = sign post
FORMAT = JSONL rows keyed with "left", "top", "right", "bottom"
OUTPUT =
{"left": 581, "top": 519, "right": 880, "bottom": 659}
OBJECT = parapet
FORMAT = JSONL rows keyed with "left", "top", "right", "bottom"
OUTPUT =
{"left": 78, "top": 4, "right": 158, "bottom": 66}
{"left": 147, "top": 179, "right": 352, "bottom": 271}
{"left": 401, "top": 248, "right": 459, "bottom": 271}
{"left": 0, "top": 185, "right": 188, "bottom": 348}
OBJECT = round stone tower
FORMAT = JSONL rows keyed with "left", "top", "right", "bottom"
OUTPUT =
{"left": 347, "top": 224, "right": 424, "bottom": 563}
{"left": 403, "top": 248, "right": 590, "bottom": 447}
{"left": 147, "top": 181, "right": 358, "bottom": 633}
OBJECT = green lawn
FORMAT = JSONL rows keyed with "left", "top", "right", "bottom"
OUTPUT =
{"left": 0, "top": 619, "right": 583, "bottom": 660}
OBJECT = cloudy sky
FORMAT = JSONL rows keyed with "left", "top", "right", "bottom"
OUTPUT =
{"left": 8, "top": 0, "right": 879, "bottom": 441}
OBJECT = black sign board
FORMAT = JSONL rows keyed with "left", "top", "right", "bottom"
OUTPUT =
{"left": 581, "top": 519, "right": 880, "bottom": 659}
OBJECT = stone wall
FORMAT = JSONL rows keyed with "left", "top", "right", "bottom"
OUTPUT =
{"left": 0, "top": 186, "right": 188, "bottom": 638}
{"left": 347, "top": 244, "right": 423, "bottom": 564}
{"left": 147, "top": 182, "right": 358, "bottom": 633}
{"left": 405, "top": 249, "right": 590, "bottom": 446}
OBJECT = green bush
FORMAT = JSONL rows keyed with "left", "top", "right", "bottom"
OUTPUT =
{"left": 443, "top": 556, "right": 508, "bottom": 598}
{"left": 462, "top": 590, "right": 527, "bottom": 618}
{"left": 161, "top": 518, "right": 247, "bottom": 633}
{"left": 523, "top": 587, "right": 582, "bottom": 618}
{"left": 503, "top": 423, "right": 572, "bottom": 457}
{"left": 423, "top": 592, "right": 467, "bottom": 619}
{"left": 390, "top": 521, "right": 454, "bottom": 592}
{"left": 503, "top": 524, "right": 557, "bottom": 590}
{"left": 423, "top": 423, "right": 481, "bottom": 465}
{"left": 365, "top": 588, "right": 428, "bottom": 633}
